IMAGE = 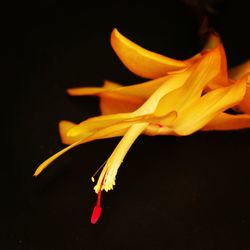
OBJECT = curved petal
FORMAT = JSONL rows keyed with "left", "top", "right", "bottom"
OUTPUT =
{"left": 34, "top": 122, "right": 135, "bottom": 176}
{"left": 172, "top": 73, "right": 248, "bottom": 135}
{"left": 202, "top": 112, "right": 250, "bottom": 131}
{"left": 111, "top": 28, "right": 188, "bottom": 79}
{"left": 34, "top": 141, "right": 82, "bottom": 176}
{"left": 59, "top": 120, "right": 83, "bottom": 145}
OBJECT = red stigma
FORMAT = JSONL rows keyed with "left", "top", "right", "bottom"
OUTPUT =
{"left": 91, "top": 181, "right": 104, "bottom": 224}
{"left": 91, "top": 203, "right": 102, "bottom": 224}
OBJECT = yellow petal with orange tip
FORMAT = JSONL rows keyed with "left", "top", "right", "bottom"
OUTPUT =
{"left": 185, "top": 33, "right": 228, "bottom": 91}
{"left": 172, "top": 73, "right": 248, "bottom": 136}
{"left": 203, "top": 44, "right": 229, "bottom": 91}
{"left": 201, "top": 112, "right": 250, "bottom": 131}
{"left": 202, "top": 33, "right": 228, "bottom": 86}
{"left": 34, "top": 121, "right": 137, "bottom": 176}
{"left": 110, "top": 28, "right": 188, "bottom": 79}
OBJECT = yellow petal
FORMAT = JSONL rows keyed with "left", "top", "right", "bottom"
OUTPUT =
{"left": 67, "top": 72, "right": 191, "bottom": 138}
{"left": 34, "top": 121, "right": 136, "bottom": 175}
{"left": 196, "top": 45, "right": 229, "bottom": 91}
{"left": 34, "top": 140, "right": 82, "bottom": 176}
{"left": 66, "top": 112, "right": 135, "bottom": 137}
{"left": 67, "top": 80, "right": 122, "bottom": 96}
{"left": 172, "top": 73, "right": 248, "bottom": 135}
{"left": 106, "top": 76, "right": 170, "bottom": 99}
{"left": 202, "top": 112, "right": 250, "bottom": 131}
{"left": 59, "top": 120, "right": 92, "bottom": 145}
{"left": 111, "top": 28, "right": 188, "bottom": 79}
{"left": 136, "top": 69, "right": 191, "bottom": 115}
{"left": 155, "top": 45, "right": 222, "bottom": 116}
{"left": 67, "top": 86, "right": 107, "bottom": 96}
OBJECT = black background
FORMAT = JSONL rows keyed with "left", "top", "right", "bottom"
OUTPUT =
{"left": 2, "top": 0, "right": 250, "bottom": 249}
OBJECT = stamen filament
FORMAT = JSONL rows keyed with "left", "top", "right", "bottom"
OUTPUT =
{"left": 91, "top": 160, "right": 107, "bottom": 182}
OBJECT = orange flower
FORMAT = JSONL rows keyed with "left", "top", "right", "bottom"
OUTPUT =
{"left": 34, "top": 29, "right": 250, "bottom": 224}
